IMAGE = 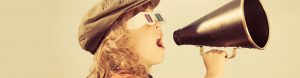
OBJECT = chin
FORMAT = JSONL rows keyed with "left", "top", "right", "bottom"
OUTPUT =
{"left": 149, "top": 54, "right": 165, "bottom": 65}
{"left": 150, "top": 59, "right": 164, "bottom": 65}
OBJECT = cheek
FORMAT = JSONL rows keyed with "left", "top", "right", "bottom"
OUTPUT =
{"left": 134, "top": 34, "right": 164, "bottom": 65}
{"left": 130, "top": 26, "right": 164, "bottom": 65}
{"left": 135, "top": 30, "right": 157, "bottom": 47}
{"left": 134, "top": 35, "right": 156, "bottom": 53}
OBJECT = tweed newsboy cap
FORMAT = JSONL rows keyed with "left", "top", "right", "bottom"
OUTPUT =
{"left": 78, "top": 0, "right": 160, "bottom": 54}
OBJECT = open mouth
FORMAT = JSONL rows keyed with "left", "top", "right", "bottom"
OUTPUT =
{"left": 156, "top": 38, "right": 164, "bottom": 48}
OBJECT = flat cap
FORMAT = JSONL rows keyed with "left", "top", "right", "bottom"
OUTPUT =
{"left": 78, "top": 0, "right": 160, "bottom": 54}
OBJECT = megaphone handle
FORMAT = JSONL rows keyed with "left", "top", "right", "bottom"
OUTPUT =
{"left": 227, "top": 48, "right": 237, "bottom": 59}
{"left": 200, "top": 47, "right": 237, "bottom": 59}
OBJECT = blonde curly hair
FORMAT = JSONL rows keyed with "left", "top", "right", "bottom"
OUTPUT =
{"left": 86, "top": 1, "right": 155, "bottom": 78}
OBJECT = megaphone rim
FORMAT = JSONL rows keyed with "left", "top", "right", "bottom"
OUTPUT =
{"left": 240, "top": 0, "right": 269, "bottom": 50}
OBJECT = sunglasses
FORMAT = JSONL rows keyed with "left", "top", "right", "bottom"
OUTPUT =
{"left": 127, "top": 12, "right": 165, "bottom": 29}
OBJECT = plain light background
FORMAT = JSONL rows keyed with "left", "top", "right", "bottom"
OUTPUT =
{"left": 0, "top": 0, "right": 300, "bottom": 78}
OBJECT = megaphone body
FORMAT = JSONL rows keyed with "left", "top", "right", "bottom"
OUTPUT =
{"left": 173, "top": 0, "right": 269, "bottom": 50}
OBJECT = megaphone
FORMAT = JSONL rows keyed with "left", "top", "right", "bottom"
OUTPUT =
{"left": 173, "top": 0, "right": 269, "bottom": 58}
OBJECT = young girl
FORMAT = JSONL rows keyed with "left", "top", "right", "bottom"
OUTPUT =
{"left": 78, "top": 0, "right": 227, "bottom": 78}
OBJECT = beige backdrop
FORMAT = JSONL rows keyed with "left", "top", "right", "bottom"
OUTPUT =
{"left": 0, "top": 0, "right": 300, "bottom": 78}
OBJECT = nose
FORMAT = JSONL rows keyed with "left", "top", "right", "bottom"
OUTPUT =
{"left": 155, "top": 22, "right": 163, "bottom": 37}
{"left": 154, "top": 20, "right": 162, "bottom": 29}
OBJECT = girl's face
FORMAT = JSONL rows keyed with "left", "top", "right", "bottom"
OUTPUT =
{"left": 127, "top": 9, "right": 165, "bottom": 66}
